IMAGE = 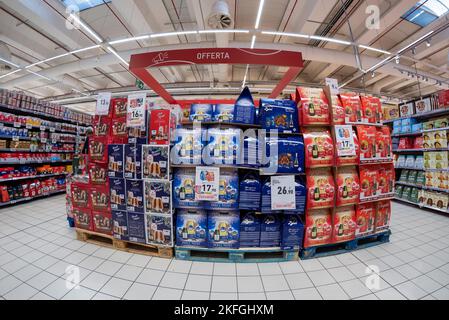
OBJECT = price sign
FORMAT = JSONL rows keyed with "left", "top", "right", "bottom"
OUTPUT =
{"left": 40, "top": 126, "right": 46, "bottom": 131}
{"left": 335, "top": 125, "right": 356, "bottom": 157}
{"left": 19, "top": 159, "right": 26, "bottom": 164}
{"left": 195, "top": 166, "right": 219, "bottom": 201}
{"left": 41, "top": 138, "right": 47, "bottom": 143}
{"left": 26, "top": 124, "right": 32, "bottom": 129}
{"left": 127, "top": 93, "right": 146, "bottom": 127}
{"left": 271, "top": 175, "right": 296, "bottom": 210}
{"left": 325, "top": 77, "right": 339, "bottom": 95}
{"left": 12, "top": 136, "right": 19, "bottom": 141}
{"left": 14, "top": 122, "right": 21, "bottom": 128}
{"left": 49, "top": 128, "right": 55, "bottom": 132}
{"left": 96, "top": 92, "right": 112, "bottom": 115}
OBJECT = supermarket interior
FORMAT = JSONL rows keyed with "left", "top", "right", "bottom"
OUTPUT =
{"left": 0, "top": 0, "right": 448, "bottom": 303}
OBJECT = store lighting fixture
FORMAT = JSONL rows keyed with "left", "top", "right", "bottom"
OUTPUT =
{"left": 310, "top": 35, "right": 351, "bottom": 46}
{"left": 25, "top": 45, "right": 101, "bottom": 69}
{"left": 199, "top": 29, "right": 250, "bottom": 34}
{"left": 397, "top": 30, "right": 434, "bottom": 54}
{"left": 150, "top": 31, "right": 198, "bottom": 38}
{"left": 358, "top": 45, "right": 391, "bottom": 55}
{"left": 261, "top": 31, "right": 309, "bottom": 39}
{"left": 371, "top": 71, "right": 375, "bottom": 78}
{"left": 365, "top": 57, "right": 391, "bottom": 73}
{"left": 69, "top": 14, "right": 103, "bottom": 43}
{"left": 250, "top": 35, "right": 256, "bottom": 49}
{"left": 26, "top": 70, "right": 52, "bottom": 81}
{"left": 242, "top": 64, "right": 249, "bottom": 88}
{"left": 0, "top": 56, "right": 20, "bottom": 68}
{"left": 254, "top": 0, "right": 265, "bottom": 29}
{"left": 426, "top": 39, "right": 431, "bottom": 47}
{"left": 395, "top": 56, "right": 400, "bottom": 64}
{"left": 109, "top": 35, "right": 150, "bottom": 45}
{"left": 412, "top": 47, "right": 416, "bottom": 55}
{"left": 107, "top": 47, "right": 129, "bottom": 67}
{"left": 0, "top": 69, "right": 22, "bottom": 79}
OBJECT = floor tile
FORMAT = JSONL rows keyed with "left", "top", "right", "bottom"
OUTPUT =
{"left": 0, "top": 275, "right": 22, "bottom": 296}
{"left": 185, "top": 274, "right": 212, "bottom": 292}
{"left": 190, "top": 261, "right": 214, "bottom": 275}
{"left": 279, "top": 261, "right": 304, "bottom": 274}
{"left": 41, "top": 278, "right": 72, "bottom": 299}
{"left": 427, "top": 269, "right": 449, "bottom": 286}
{"left": 380, "top": 269, "right": 408, "bottom": 286}
{"left": 27, "top": 271, "right": 58, "bottom": 291}
{"left": 211, "top": 276, "right": 237, "bottom": 292}
{"left": 339, "top": 279, "right": 371, "bottom": 299}
{"left": 80, "top": 272, "right": 111, "bottom": 291}
{"left": 78, "top": 256, "right": 104, "bottom": 271}
{"left": 431, "top": 287, "right": 449, "bottom": 300}
{"left": 167, "top": 260, "right": 192, "bottom": 273}
{"left": 96, "top": 260, "right": 123, "bottom": 276}
{"left": 159, "top": 272, "right": 188, "bottom": 289}
{"left": 265, "top": 290, "right": 294, "bottom": 300}
{"left": 2, "top": 259, "right": 28, "bottom": 274}
{"left": 114, "top": 265, "right": 143, "bottom": 282}
{"left": 152, "top": 287, "right": 182, "bottom": 300}
{"left": 307, "top": 269, "right": 336, "bottom": 287}
{"left": 261, "top": 274, "right": 289, "bottom": 292}
{"left": 284, "top": 273, "right": 313, "bottom": 290}
{"left": 395, "top": 264, "right": 422, "bottom": 280}
{"left": 299, "top": 259, "right": 324, "bottom": 272}
{"left": 181, "top": 290, "right": 210, "bottom": 300}
{"left": 236, "top": 263, "right": 260, "bottom": 276}
{"left": 237, "top": 276, "right": 264, "bottom": 292}
{"left": 100, "top": 277, "right": 133, "bottom": 298}
{"left": 108, "top": 251, "right": 133, "bottom": 264}
{"left": 91, "top": 247, "right": 116, "bottom": 260}
{"left": 210, "top": 292, "right": 237, "bottom": 300}
{"left": 238, "top": 292, "right": 266, "bottom": 300}
{"left": 316, "top": 283, "right": 350, "bottom": 300}
{"left": 292, "top": 287, "right": 323, "bottom": 300}
{"left": 62, "top": 286, "right": 96, "bottom": 300}
{"left": 12, "top": 264, "right": 41, "bottom": 282}
{"left": 412, "top": 275, "right": 442, "bottom": 293}
{"left": 136, "top": 268, "right": 165, "bottom": 286}
{"left": 30, "top": 292, "right": 55, "bottom": 300}
{"left": 123, "top": 283, "right": 156, "bottom": 300}
{"left": 91, "top": 292, "right": 120, "bottom": 300}
{"left": 328, "top": 266, "right": 357, "bottom": 282}
{"left": 395, "top": 281, "right": 428, "bottom": 300}
{"left": 146, "top": 257, "right": 171, "bottom": 271}
{"left": 214, "top": 263, "right": 237, "bottom": 276}
{"left": 126, "top": 255, "right": 151, "bottom": 268}
{"left": 318, "top": 256, "right": 343, "bottom": 269}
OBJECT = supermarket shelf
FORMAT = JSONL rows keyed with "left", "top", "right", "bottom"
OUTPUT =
{"left": 0, "top": 160, "right": 72, "bottom": 165}
{"left": 171, "top": 163, "right": 304, "bottom": 175}
{"left": 394, "top": 197, "right": 449, "bottom": 214}
{"left": 181, "top": 121, "right": 262, "bottom": 129}
{"left": 395, "top": 181, "right": 423, "bottom": 188}
{"left": 0, "top": 172, "right": 68, "bottom": 183}
{"left": 393, "top": 148, "right": 449, "bottom": 153}
{"left": 394, "top": 166, "right": 424, "bottom": 170}
{"left": 0, "top": 121, "right": 80, "bottom": 135}
{"left": 0, "top": 189, "right": 66, "bottom": 207}
{"left": 393, "top": 197, "right": 420, "bottom": 206}
{"left": 346, "top": 122, "right": 384, "bottom": 127}
{"left": 359, "top": 193, "right": 395, "bottom": 203}
{"left": 359, "top": 158, "right": 394, "bottom": 165}
{"left": 0, "top": 148, "right": 74, "bottom": 153}
{"left": 422, "top": 186, "right": 449, "bottom": 193}
{"left": 0, "top": 135, "right": 76, "bottom": 144}
{"left": 392, "top": 132, "right": 422, "bottom": 137}
{"left": 383, "top": 108, "right": 449, "bottom": 124}
{"left": 393, "top": 149, "right": 423, "bottom": 153}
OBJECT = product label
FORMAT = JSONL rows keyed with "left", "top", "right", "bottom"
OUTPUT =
{"left": 195, "top": 166, "right": 220, "bottom": 201}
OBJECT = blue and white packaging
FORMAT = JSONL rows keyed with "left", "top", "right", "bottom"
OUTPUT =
{"left": 173, "top": 168, "right": 202, "bottom": 208}
{"left": 110, "top": 178, "right": 126, "bottom": 211}
{"left": 402, "top": 118, "right": 417, "bottom": 127}
{"left": 401, "top": 125, "right": 412, "bottom": 133}
{"left": 205, "top": 169, "right": 239, "bottom": 210}
{"left": 124, "top": 145, "right": 142, "bottom": 179}
{"left": 190, "top": 104, "right": 213, "bottom": 122}
{"left": 207, "top": 211, "right": 240, "bottom": 249}
{"left": 392, "top": 126, "right": 401, "bottom": 135}
{"left": 281, "top": 215, "right": 304, "bottom": 250}
{"left": 172, "top": 128, "right": 204, "bottom": 165}
{"left": 241, "top": 136, "right": 260, "bottom": 167}
{"left": 239, "top": 173, "right": 261, "bottom": 210}
{"left": 262, "top": 136, "right": 305, "bottom": 174}
{"left": 204, "top": 128, "right": 241, "bottom": 165}
{"left": 108, "top": 144, "right": 124, "bottom": 178}
{"left": 259, "top": 99, "right": 299, "bottom": 133}
{"left": 126, "top": 179, "right": 144, "bottom": 213}
{"left": 393, "top": 120, "right": 402, "bottom": 128}
{"left": 127, "top": 212, "right": 146, "bottom": 244}
{"left": 239, "top": 213, "right": 260, "bottom": 247}
{"left": 213, "top": 104, "right": 234, "bottom": 122}
{"left": 112, "top": 210, "right": 128, "bottom": 241}
{"left": 412, "top": 123, "right": 423, "bottom": 133}
{"left": 145, "top": 213, "right": 173, "bottom": 246}
{"left": 233, "top": 87, "right": 256, "bottom": 124}
{"left": 144, "top": 180, "right": 171, "bottom": 214}
{"left": 176, "top": 209, "right": 208, "bottom": 247}
{"left": 260, "top": 214, "right": 281, "bottom": 247}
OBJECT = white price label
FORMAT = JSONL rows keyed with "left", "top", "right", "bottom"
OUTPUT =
{"left": 194, "top": 166, "right": 220, "bottom": 201}
{"left": 40, "top": 126, "right": 46, "bottom": 131}
{"left": 49, "top": 128, "right": 55, "bottom": 132}
{"left": 127, "top": 93, "right": 146, "bottom": 127}
{"left": 12, "top": 136, "right": 19, "bottom": 141}
{"left": 96, "top": 92, "right": 112, "bottom": 115}
{"left": 19, "top": 159, "right": 26, "bottom": 164}
{"left": 325, "top": 78, "right": 339, "bottom": 94}
{"left": 335, "top": 125, "right": 356, "bottom": 157}
{"left": 41, "top": 138, "right": 47, "bottom": 143}
{"left": 14, "top": 122, "right": 21, "bottom": 128}
{"left": 26, "top": 124, "right": 32, "bottom": 129}
{"left": 271, "top": 175, "right": 296, "bottom": 210}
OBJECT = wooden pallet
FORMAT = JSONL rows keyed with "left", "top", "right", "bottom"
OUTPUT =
{"left": 175, "top": 246, "right": 299, "bottom": 263}
{"left": 75, "top": 228, "right": 114, "bottom": 248}
{"left": 300, "top": 230, "right": 391, "bottom": 259}
{"left": 113, "top": 239, "right": 173, "bottom": 258}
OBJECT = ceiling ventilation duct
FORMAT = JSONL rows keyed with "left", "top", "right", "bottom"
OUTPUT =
{"left": 0, "top": 42, "right": 12, "bottom": 71}
{"left": 207, "top": 0, "right": 234, "bottom": 29}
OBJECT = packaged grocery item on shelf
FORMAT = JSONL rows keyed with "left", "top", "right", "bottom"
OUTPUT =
{"left": 416, "top": 171, "right": 425, "bottom": 186}
{"left": 335, "top": 129, "right": 360, "bottom": 166}
{"left": 234, "top": 87, "right": 256, "bottom": 124}
{"left": 434, "top": 117, "right": 449, "bottom": 128}
{"left": 93, "top": 115, "right": 111, "bottom": 138}
{"left": 303, "top": 209, "right": 332, "bottom": 248}
{"left": 262, "top": 136, "right": 304, "bottom": 174}
{"left": 111, "top": 117, "right": 128, "bottom": 144}
{"left": 375, "top": 200, "right": 391, "bottom": 233}
{"left": 173, "top": 168, "right": 201, "bottom": 208}
{"left": 73, "top": 207, "right": 92, "bottom": 231}
{"left": 124, "top": 145, "right": 142, "bottom": 179}
{"left": 296, "top": 87, "right": 330, "bottom": 125}
{"left": 414, "top": 136, "right": 424, "bottom": 149}
{"left": 261, "top": 177, "right": 307, "bottom": 214}
{"left": 382, "top": 104, "right": 400, "bottom": 120}
{"left": 239, "top": 173, "right": 261, "bottom": 211}
{"left": 205, "top": 169, "right": 239, "bottom": 210}
{"left": 333, "top": 206, "right": 356, "bottom": 243}
{"left": 149, "top": 109, "right": 170, "bottom": 144}
{"left": 415, "top": 98, "right": 432, "bottom": 114}
{"left": 412, "top": 123, "right": 423, "bottom": 133}
{"left": 189, "top": 104, "right": 213, "bottom": 122}
{"left": 399, "top": 102, "right": 414, "bottom": 117}
{"left": 336, "top": 166, "right": 360, "bottom": 206}
{"left": 424, "top": 151, "right": 448, "bottom": 169}
{"left": 207, "top": 211, "right": 240, "bottom": 248}
{"left": 145, "top": 213, "right": 172, "bottom": 246}
{"left": 306, "top": 168, "right": 335, "bottom": 209}
{"left": 127, "top": 212, "right": 146, "bottom": 244}
{"left": 111, "top": 98, "right": 128, "bottom": 119}
{"left": 112, "top": 210, "right": 128, "bottom": 240}
{"left": 144, "top": 180, "right": 171, "bottom": 214}
{"left": 357, "top": 125, "right": 377, "bottom": 159}
{"left": 379, "top": 165, "right": 395, "bottom": 195}
{"left": 176, "top": 209, "right": 207, "bottom": 247}
{"left": 91, "top": 185, "right": 110, "bottom": 212}
{"left": 328, "top": 91, "right": 345, "bottom": 125}
{"left": 126, "top": 179, "right": 144, "bottom": 213}
{"left": 259, "top": 98, "right": 299, "bottom": 133}
{"left": 110, "top": 178, "right": 126, "bottom": 211}
{"left": 281, "top": 215, "right": 304, "bottom": 250}
{"left": 108, "top": 144, "right": 124, "bottom": 178}
{"left": 240, "top": 212, "right": 261, "bottom": 247}
{"left": 172, "top": 128, "right": 204, "bottom": 165}
{"left": 142, "top": 145, "right": 169, "bottom": 180}
{"left": 360, "top": 96, "right": 382, "bottom": 124}
{"left": 378, "top": 126, "right": 393, "bottom": 158}
{"left": 213, "top": 104, "right": 234, "bottom": 123}
{"left": 89, "top": 137, "right": 107, "bottom": 164}
{"left": 89, "top": 163, "right": 108, "bottom": 185}
{"left": 423, "top": 120, "right": 435, "bottom": 130}
{"left": 260, "top": 214, "right": 281, "bottom": 247}
{"left": 204, "top": 128, "right": 241, "bottom": 165}
{"left": 355, "top": 203, "right": 375, "bottom": 237}
{"left": 360, "top": 166, "right": 378, "bottom": 199}
{"left": 438, "top": 90, "right": 449, "bottom": 107}
{"left": 339, "top": 93, "right": 362, "bottom": 123}
{"left": 303, "top": 128, "right": 334, "bottom": 167}
{"left": 92, "top": 211, "right": 112, "bottom": 235}
{"left": 71, "top": 182, "right": 91, "bottom": 209}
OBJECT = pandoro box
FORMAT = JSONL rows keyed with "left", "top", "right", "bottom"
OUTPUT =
{"left": 176, "top": 209, "right": 207, "bottom": 247}
{"left": 110, "top": 178, "right": 126, "bottom": 211}
{"left": 108, "top": 144, "right": 124, "bottom": 178}
{"left": 73, "top": 207, "right": 92, "bottom": 231}
{"left": 124, "top": 144, "right": 142, "bottom": 179}
{"left": 127, "top": 212, "right": 146, "bottom": 244}
{"left": 303, "top": 209, "right": 332, "bottom": 248}
{"left": 89, "top": 163, "right": 108, "bottom": 185}
{"left": 145, "top": 213, "right": 173, "bottom": 246}
{"left": 144, "top": 180, "right": 171, "bottom": 214}
{"left": 112, "top": 210, "right": 128, "bottom": 241}
{"left": 142, "top": 145, "right": 169, "bottom": 180}
{"left": 126, "top": 179, "right": 144, "bottom": 213}
{"left": 92, "top": 211, "right": 113, "bottom": 235}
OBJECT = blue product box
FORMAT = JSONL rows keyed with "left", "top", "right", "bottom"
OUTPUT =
{"left": 241, "top": 136, "right": 259, "bottom": 167}
{"left": 262, "top": 136, "right": 305, "bottom": 174}
{"left": 145, "top": 213, "right": 173, "bottom": 246}
{"left": 401, "top": 125, "right": 412, "bottom": 133}
{"left": 172, "top": 128, "right": 205, "bottom": 165}
{"left": 204, "top": 128, "right": 241, "bottom": 165}
{"left": 142, "top": 145, "right": 169, "bottom": 180}
{"left": 412, "top": 123, "right": 423, "bottom": 133}
{"left": 110, "top": 178, "right": 126, "bottom": 211}
{"left": 205, "top": 169, "right": 239, "bottom": 210}
{"left": 126, "top": 179, "right": 144, "bottom": 213}
{"left": 176, "top": 209, "right": 208, "bottom": 247}
{"left": 128, "top": 110, "right": 148, "bottom": 144}
{"left": 393, "top": 120, "right": 402, "bottom": 128}
{"left": 127, "top": 212, "right": 146, "bottom": 244}
{"left": 173, "top": 168, "right": 202, "bottom": 208}
{"left": 144, "top": 180, "right": 171, "bottom": 214}
{"left": 239, "top": 213, "right": 260, "bottom": 247}
{"left": 233, "top": 87, "right": 256, "bottom": 124}
{"left": 112, "top": 210, "right": 128, "bottom": 241}
{"left": 260, "top": 214, "right": 281, "bottom": 247}
{"left": 108, "top": 144, "right": 124, "bottom": 178}
{"left": 190, "top": 104, "right": 213, "bottom": 122}
{"left": 213, "top": 104, "right": 234, "bottom": 122}
{"left": 239, "top": 173, "right": 261, "bottom": 211}
{"left": 281, "top": 215, "right": 304, "bottom": 250}
{"left": 207, "top": 211, "right": 240, "bottom": 249}
{"left": 261, "top": 178, "right": 306, "bottom": 214}
{"left": 392, "top": 126, "right": 401, "bottom": 135}
{"left": 259, "top": 98, "right": 299, "bottom": 133}
{"left": 402, "top": 118, "right": 417, "bottom": 126}
{"left": 124, "top": 145, "right": 142, "bottom": 179}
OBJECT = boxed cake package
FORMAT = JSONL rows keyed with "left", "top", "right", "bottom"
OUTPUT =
{"left": 328, "top": 91, "right": 345, "bottom": 125}
{"left": 111, "top": 117, "right": 128, "bottom": 144}
{"left": 89, "top": 163, "right": 108, "bottom": 185}
{"left": 333, "top": 206, "right": 356, "bottom": 243}
{"left": 189, "top": 104, "right": 213, "bottom": 122}
{"left": 336, "top": 166, "right": 360, "bottom": 206}
{"left": 71, "top": 182, "right": 91, "bottom": 209}
{"left": 149, "top": 109, "right": 170, "bottom": 144}
{"left": 93, "top": 115, "right": 111, "bottom": 138}
{"left": 234, "top": 87, "right": 256, "bottom": 124}
{"left": 127, "top": 212, "right": 146, "bottom": 244}
{"left": 111, "top": 98, "right": 128, "bottom": 119}
{"left": 205, "top": 169, "right": 239, "bottom": 210}
{"left": 124, "top": 145, "right": 142, "bottom": 179}
{"left": 176, "top": 209, "right": 207, "bottom": 247}
{"left": 415, "top": 98, "right": 431, "bottom": 114}
{"left": 303, "top": 209, "right": 332, "bottom": 248}
{"left": 172, "top": 128, "right": 204, "bottom": 165}
{"left": 173, "top": 168, "right": 201, "bottom": 208}
{"left": 128, "top": 121, "right": 148, "bottom": 145}
{"left": 259, "top": 98, "right": 299, "bottom": 133}
{"left": 303, "top": 128, "right": 334, "bottom": 167}
{"left": 359, "top": 165, "right": 378, "bottom": 199}
{"left": 108, "top": 144, "right": 124, "bottom": 178}
{"left": 142, "top": 145, "right": 169, "bottom": 180}
{"left": 339, "top": 93, "right": 362, "bottom": 123}
{"left": 213, "top": 104, "right": 234, "bottom": 123}
{"left": 91, "top": 185, "right": 110, "bottom": 212}
{"left": 378, "top": 126, "right": 393, "bottom": 159}
{"left": 296, "top": 87, "right": 331, "bottom": 125}
{"left": 382, "top": 104, "right": 400, "bottom": 120}
{"left": 357, "top": 125, "right": 377, "bottom": 160}
{"left": 375, "top": 200, "right": 391, "bottom": 233}
{"left": 262, "top": 136, "right": 305, "bottom": 174}
{"left": 239, "top": 173, "right": 261, "bottom": 211}
{"left": 126, "top": 179, "right": 144, "bottom": 213}
{"left": 281, "top": 215, "right": 304, "bottom": 250}
{"left": 73, "top": 207, "right": 92, "bottom": 231}
{"left": 240, "top": 212, "right": 261, "bottom": 247}
{"left": 360, "top": 96, "right": 382, "bottom": 124}
{"left": 145, "top": 213, "right": 172, "bottom": 246}
{"left": 355, "top": 203, "right": 375, "bottom": 237}
{"left": 207, "top": 211, "right": 240, "bottom": 248}
{"left": 92, "top": 211, "right": 113, "bottom": 235}
{"left": 306, "top": 168, "right": 335, "bottom": 209}
{"left": 89, "top": 137, "right": 108, "bottom": 164}
{"left": 112, "top": 210, "right": 128, "bottom": 241}
{"left": 110, "top": 178, "right": 126, "bottom": 211}
{"left": 399, "top": 102, "right": 414, "bottom": 117}
{"left": 204, "top": 128, "right": 241, "bottom": 165}
{"left": 259, "top": 214, "right": 281, "bottom": 247}
{"left": 144, "top": 180, "right": 171, "bottom": 214}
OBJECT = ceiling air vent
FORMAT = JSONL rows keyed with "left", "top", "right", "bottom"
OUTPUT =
{"left": 207, "top": 0, "right": 234, "bottom": 29}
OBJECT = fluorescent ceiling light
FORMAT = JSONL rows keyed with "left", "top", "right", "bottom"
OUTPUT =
{"left": 71, "top": 45, "right": 101, "bottom": 54}
{"left": 0, "top": 69, "right": 22, "bottom": 79}
{"left": 254, "top": 0, "right": 265, "bottom": 29}
{"left": 261, "top": 31, "right": 309, "bottom": 39}
{"left": 310, "top": 35, "right": 351, "bottom": 45}
{"left": 199, "top": 29, "right": 249, "bottom": 34}
{"left": 365, "top": 57, "right": 392, "bottom": 73}
{"left": 150, "top": 31, "right": 198, "bottom": 38}
{"left": 70, "top": 14, "right": 103, "bottom": 43}
{"left": 25, "top": 45, "right": 101, "bottom": 69}
{"left": 250, "top": 35, "right": 256, "bottom": 49}
{"left": 109, "top": 35, "right": 150, "bottom": 45}
{"left": 0, "top": 57, "right": 20, "bottom": 68}
{"left": 27, "top": 70, "right": 52, "bottom": 81}
{"left": 358, "top": 44, "right": 391, "bottom": 55}
{"left": 397, "top": 30, "right": 434, "bottom": 54}
{"left": 107, "top": 46, "right": 129, "bottom": 66}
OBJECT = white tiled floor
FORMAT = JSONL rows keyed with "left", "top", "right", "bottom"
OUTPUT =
{"left": 0, "top": 195, "right": 448, "bottom": 300}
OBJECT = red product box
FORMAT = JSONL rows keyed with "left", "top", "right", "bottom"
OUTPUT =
{"left": 330, "top": 94, "right": 345, "bottom": 125}
{"left": 111, "top": 117, "right": 128, "bottom": 144}
{"left": 355, "top": 203, "right": 375, "bottom": 237}
{"left": 375, "top": 200, "right": 391, "bottom": 233}
{"left": 71, "top": 182, "right": 91, "bottom": 209}
{"left": 357, "top": 125, "right": 377, "bottom": 159}
{"left": 73, "top": 207, "right": 93, "bottom": 231}
{"left": 336, "top": 129, "right": 360, "bottom": 166}
{"left": 89, "top": 163, "right": 108, "bottom": 185}
{"left": 92, "top": 210, "right": 113, "bottom": 235}
{"left": 0, "top": 185, "right": 10, "bottom": 203}
{"left": 149, "top": 109, "right": 170, "bottom": 145}
{"left": 306, "top": 168, "right": 335, "bottom": 209}
{"left": 398, "top": 137, "right": 413, "bottom": 149}
{"left": 340, "top": 93, "right": 362, "bottom": 123}
{"left": 93, "top": 115, "right": 112, "bottom": 138}
{"left": 360, "top": 96, "right": 382, "bottom": 124}
{"left": 379, "top": 126, "right": 392, "bottom": 158}
{"left": 359, "top": 166, "right": 378, "bottom": 199}
{"left": 333, "top": 206, "right": 356, "bottom": 243}
{"left": 90, "top": 185, "right": 110, "bottom": 212}
{"left": 296, "top": 87, "right": 331, "bottom": 125}
{"left": 89, "top": 137, "right": 108, "bottom": 164}
{"left": 111, "top": 98, "right": 128, "bottom": 119}
{"left": 414, "top": 136, "right": 424, "bottom": 149}
{"left": 336, "top": 166, "right": 360, "bottom": 207}
{"left": 438, "top": 90, "right": 449, "bottom": 107}
{"left": 304, "top": 209, "right": 332, "bottom": 248}
{"left": 303, "top": 128, "right": 334, "bottom": 168}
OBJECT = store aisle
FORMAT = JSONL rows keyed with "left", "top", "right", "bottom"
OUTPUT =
{"left": 0, "top": 196, "right": 448, "bottom": 300}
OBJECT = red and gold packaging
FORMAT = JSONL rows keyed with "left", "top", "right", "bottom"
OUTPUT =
{"left": 73, "top": 207, "right": 93, "bottom": 231}
{"left": 414, "top": 136, "right": 424, "bottom": 149}
{"left": 111, "top": 117, "right": 128, "bottom": 144}
{"left": 92, "top": 210, "right": 113, "bottom": 235}
{"left": 333, "top": 206, "right": 356, "bottom": 243}
{"left": 93, "top": 115, "right": 111, "bottom": 138}
{"left": 336, "top": 166, "right": 360, "bottom": 206}
{"left": 360, "top": 96, "right": 382, "bottom": 124}
{"left": 149, "top": 109, "right": 170, "bottom": 145}
{"left": 379, "top": 126, "right": 392, "bottom": 158}
{"left": 355, "top": 203, "right": 375, "bottom": 237}
{"left": 296, "top": 87, "right": 331, "bottom": 125}
{"left": 329, "top": 94, "right": 345, "bottom": 125}
{"left": 88, "top": 163, "right": 108, "bottom": 185}
{"left": 303, "top": 209, "right": 332, "bottom": 248}
{"left": 71, "top": 182, "right": 91, "bottom": 209}
{"left": 306, "top": 168, "right": 335, "bottom": 209}
{"left": 357, "top": 125, "right": 377, "bottom": 160}
{"left": 359, "top": 165, "right": 378, "bottom": 199}
{"left": 339, "top": 93, "right": 362, "bottom": 123}
{"left": 375, "top": 200, "right": 391, "bottom": 233}
{"left": 89, "top": 136, "right": 108, "bottom": 164}
{"left": 90, "top": 185, "right": 110, "bottom": 212}
{"left": 111, "top": 98, "right": 128, "bottom": 119}
{"left": 303, "top": 128, "right": 334, "bottom": 168}
{"left": 335, "top": 129, "right": 360, "bottom": 166}
{"left": 398, "top": 137, "right": 413, "bottom": 149}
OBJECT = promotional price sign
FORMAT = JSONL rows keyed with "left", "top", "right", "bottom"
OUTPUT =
{"left": 335, "top": 125, "right": 356, "bottom": 156}
{"left": 325, "top": 77, "right": 339, "bottom": 94}
{"left": 195, "top": 166, "right": 219, "bottom": 201}
{"left": 127, "top": 93, "right": 146, "bottom": 127}
{"left": 96, "top": 92, "right": 112, "bottom": 115}
{"left": 271, "top": 175, "right": 296, "bottom": 210}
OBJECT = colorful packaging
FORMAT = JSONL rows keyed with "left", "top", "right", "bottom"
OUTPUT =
{"left": 176, "top": 209, "right": 208, "bottom": 247}
{"left": 399, "top": 102, "right": 414, "bottom": 117}
{"left": 213, "top": 104, "right": 234, "bottom": 122}
{"left": 189, "top": 104, "right": 213, "bottom": 122}
{"left": 415, "top": 98, "right": 431, "bottom": 114}
{"left": 111, "top": 98, "right": 128, "bottom": 118}
{"left": 204, "top": 128, "right": 241, "bottom": 165}
{"left": 173, "top": 168, "right": 201, "bottom": 208}
{"left": 335, "top": 129, "right": 359, "bottom": 166}
{"left": 357, "top": 125, "right": 377, "bottom": 160}
{"left": 205, "top": 169, "right": 239, "bottom": 210}
{"left": 92, "top": 211, "right": 113, "bottom": 235}
{"left": 262, "top": 136, "right": 304, "bottom": 174}
{"left": 90, "top": 185, "right": 110, "bottom": 212}
{"left": 234, "top": 87, "right": 256, "bottom": 124}
{"left": 145, "top": 214, "right": 172, "bottom": 246}
{"left": 149, "top": 109, "right": 170, "bottom": 144}
{"left": 126, "top": 179, "right": 144, "bottom": 213}
{"left": 110, "top": 178, "right": 126, "bottom": 212}
{"left": 207, "top": 211, "right": 240, "bottom": 248}
{"left": 306, "top": 168, "right": 335, "bottom": 209}
{"left": 360, "top": 96, "right": 382, "bottom": 124}
{"left": 303, "top": 209, "right": 332, "bottom": 248}
{"left": 333, "top": 206, "right": 356, "bottom": 243}
{"left": 239, "top": 173, "right": 261, "bottom": 211}
{"left": 375, "top": 200, "right": 391, "bottom": 233}
{"left": 89, "top": 137, "right": 107, "bottom": 164}
{"left": 112, "top": 210, "right": 128, "bottom": 240}
{"left": 144, "top": 180, "right": 171, "bottom": 214}
{"left": 261, "top": 177, "right": 307, "bottom": 214}
{"left": 360, "top": 166, "right": 378, "bottom": 199}
{"left": 108, "top": 144, "right": 124, "bottom": 178}
{"left": 71, "top": 183, "right": 90, "bottom": 209}
{"left": 127, "top": 212, "right": 146, "bottom": 244}
{"left": 303, "top": 128, "right": 334, "bottom": 168}
{"left": 260, "top": 214, "right": 281, "bottom": 247}
{"left": 142, "top": 145, "right": 169, "bottom": 180}
{"left": 281, "top": 215, "right": 304, "bottom": 250}
{"left": 339, "top": 93, "right": 362, "bottom": 123}
{"left": 124, "top": 145, "right": 142, "bottom": 179}
{"left": 89, "top": 163, "right": 108, "bottom": 185}
{"left": 172, "top": 128, "right": 204, "bottom": 165}
{"left": 379, "top": 126, "right": 393, "bottom": 159}
{"left": 259, "top": 98, "right": 299, "bottom": 133}
{"left": 111, "top": 117, "right": 128, "bottom": 144}
{"left": 240, "top": 213, "right": 261, "bottom": 247}
{"left": 355, "top": 203, "right": 375, "bottom": 237}
{"left": 329, "top": 93, "right": 345, "bottom": 125}
{"left": 336, "top": 166, "right": 360, "bottom": 206}
{"left": 296, "top": 87, "right": 330, "bottom": 125}
{"left": 73, "top": 207, "right": 92, "bottom": 231}
{"left": 382, "top": 104, "right": 400, "bottom": 120}
{"left": 93, "top": 115, "right": 111, "bottom": 138}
